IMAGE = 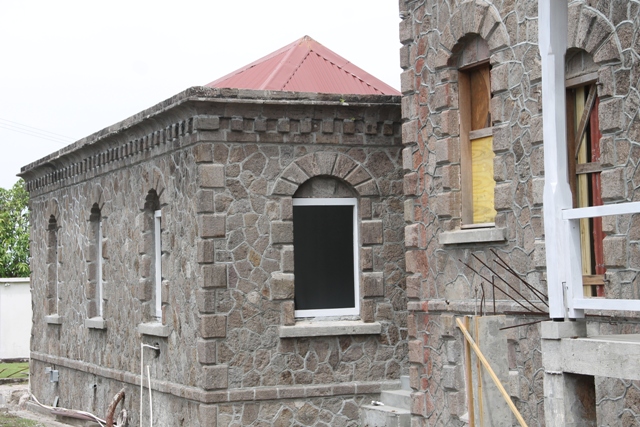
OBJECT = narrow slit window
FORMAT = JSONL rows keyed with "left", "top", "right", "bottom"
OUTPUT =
{"left": 154, "top": 209, "right": 162, "bottom": 320}
{"left": 47, "top": 215, "right": 59, "bottom": 315}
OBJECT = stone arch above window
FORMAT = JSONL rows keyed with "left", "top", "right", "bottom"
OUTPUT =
{"left": 439, "top": 0, "right": 508, "bottom": 57}
{"left": 449, "top": 35, "right": 490, "bottom": 69}
{"left": 293, "top": 176, "right": 357, "bottom": 199}
{"left": 568, "top": 3, "right": 619, "bottom": 64}
{"left": 45, "top": 199, "right": 60, "bottom": 222}
{"left": 566, "top": 49, "right": 599, "bottom": 81}
{"left": 271, "top": 152, "right": 379, "bottom": 197}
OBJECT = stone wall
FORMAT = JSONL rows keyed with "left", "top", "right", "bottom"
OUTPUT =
{"left": 399, "top": 0, "right": 640, "bottom": 425}
{"left": 24, "top": 88, "right": 406, "bottom": 426}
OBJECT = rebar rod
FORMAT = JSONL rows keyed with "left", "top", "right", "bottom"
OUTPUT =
{"left": 490, "top": 249, "right": 549, "bottom": 302}
{"left": 471, "top": 254, "right": 546, "bottom": 313}
{"left": 493, "top": 257, "right": 549, "bottom": 305}
{"left": 459, "top": 259, "right": 535, "bottom": 313}
{"left": 499, "top": 320, "right": 545, "bottom": 330}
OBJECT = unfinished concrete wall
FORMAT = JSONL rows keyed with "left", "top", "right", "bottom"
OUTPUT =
{"left": 24, "top": 88, "right": 406, "bottom": 426}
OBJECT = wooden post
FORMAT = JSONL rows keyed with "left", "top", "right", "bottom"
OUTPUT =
{"left": 463, "top": 316, "right": 475, "bottom": 426}
{"left": 456, "top": 318, "right": 529, "bottom": 427}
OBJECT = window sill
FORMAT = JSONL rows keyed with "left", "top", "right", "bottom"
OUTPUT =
{"left": 85, "top": 317, "right": 106, "bottom": 330}
{"left": 138, "top": 322, "right": 172, "bottom": 337}
{"left": 44, "top": 315, "right": 62, "bottom": 325}
{"left": 279, "top": 320, "right": 381, "bottom": 338}
{"left": 439, "top": 227, "right": 506, "bottom": 245}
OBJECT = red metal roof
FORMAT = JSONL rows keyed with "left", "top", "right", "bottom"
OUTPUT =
{"left": 206, "top": 35, "right": 400, "bottom": 96}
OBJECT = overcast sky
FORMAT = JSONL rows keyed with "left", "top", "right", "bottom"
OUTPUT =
{"left": 0, "top": 1, "right": 401, "bottom": 190}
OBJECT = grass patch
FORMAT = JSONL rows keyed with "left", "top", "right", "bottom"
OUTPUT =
{"left": 0, "top": 413, "right": 41, "bottom": 427}
{"left": 0, "top": 363, "right": 29, "bottom": 379}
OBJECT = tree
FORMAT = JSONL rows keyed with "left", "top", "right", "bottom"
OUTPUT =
{"left": 0, "top": 180, "right": 30, "bottom": 277}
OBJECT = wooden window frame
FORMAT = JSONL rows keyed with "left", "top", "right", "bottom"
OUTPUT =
{"left": 566, "top": 77, "right": 605, "bottom": 296}
{"left": 459, "top": 60, "right": 496, "bottom": 226}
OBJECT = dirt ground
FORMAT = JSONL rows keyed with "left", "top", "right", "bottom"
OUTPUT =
{"left": 0, "top": 383, "right": 76, "bottom": 427}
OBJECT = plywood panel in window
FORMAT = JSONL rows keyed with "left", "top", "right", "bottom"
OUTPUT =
{"left": 471, "top": 135, "right": 496, "bottom": 224}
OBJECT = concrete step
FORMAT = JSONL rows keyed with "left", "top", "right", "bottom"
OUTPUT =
{"left": 379, "top": 388, "right": 412, "bottom": 409}
{"left": 361, "top": 404, "right": 411, "bottom": 427}
{"left": 400, "top": 375, "right": 410, "bottom": 391}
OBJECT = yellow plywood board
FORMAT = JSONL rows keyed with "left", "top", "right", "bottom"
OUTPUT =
{"left": 471, "top": 135, "right": 496, "bottom": 224}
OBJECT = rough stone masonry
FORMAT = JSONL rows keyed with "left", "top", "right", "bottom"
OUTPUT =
{"left": 21, "top": 88, "right": 407, "bottom": 426}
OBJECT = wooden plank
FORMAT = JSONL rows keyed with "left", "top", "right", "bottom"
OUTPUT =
{"left": 590, "top": 97, "right": 605, "bottom": 296}
{"left": 469, "top": 127, "right": 493, "bottom": 140}
{"left": 456, "top": 318, "right": 529, "bottom": 427}
{"left": 575, "top": 162, "right": 603, "bottom": 174}
{"left": 565, "top": 72, "right": 598, "bottom": 88}
{"left": 574, "top": 84, "right": 597, "bottom": 159}
{"left": 582, "top": 275, "right": 605, "bottom": 286}
{"left": 464, "top": 317, "right": 475, "bottom": 427}
{"left": 459, "top": 71, "right": 474, "bottom": 225}
{"left": 470, "top": 66, "right": 491, "bottom": 130}
{"left": 471, "top": 135, "right": 496, "bottom": 224}
{"left": 474, "top": 317, "right": 485, "bottom": 427}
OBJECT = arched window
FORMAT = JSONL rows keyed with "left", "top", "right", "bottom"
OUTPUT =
{"left": 143, "top": 190, "right": 162, "bottom": 321}
{"left": 292, "top": 177, "right": 359, "bottom": 317}
{"left": 46, "top": 215, "right": 59, "bottom": 316}
{"left": 89, "top": 203, "right": 103, "bottom": 318}
{"left": 451, "top": 35, "right": 496, "bottom": 226}
{"left": 565, "top": 49, "right": 604, "bottom": 297}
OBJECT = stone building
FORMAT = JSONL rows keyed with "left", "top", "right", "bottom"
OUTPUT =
{"left": 399, "top": 0, "right": 640, "bottom": 425}
{"left": 20, "top": 37, "right": 408, "bottom": 426}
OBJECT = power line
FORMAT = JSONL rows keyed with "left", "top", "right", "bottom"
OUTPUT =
{"left": 0, "top": 117, "right": 76, "bottom": 146}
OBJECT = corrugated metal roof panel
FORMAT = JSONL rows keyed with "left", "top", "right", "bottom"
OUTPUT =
{"left": 206, "top": 36, "right": 399, "bottom": 96}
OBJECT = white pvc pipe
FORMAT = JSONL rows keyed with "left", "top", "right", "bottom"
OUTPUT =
{"left": 147, "top": 365, "right": 153, "bottom": 427}
{"left": 140, "top": 343, "right": 159, "bottom": 427}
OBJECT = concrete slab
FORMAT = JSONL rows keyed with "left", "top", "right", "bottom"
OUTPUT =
{"left": 560, "top": 334, "right": 640, "bottom": 380}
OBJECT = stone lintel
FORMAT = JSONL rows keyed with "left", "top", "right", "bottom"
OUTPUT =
{"left": 138, "top": 322, "right": 172, "bottom": 337}
{"left": 438, "top": 227, "right": 506, "bottom": 245}
{"left": 279, "top": 320, "right": 382, "bottom": 338}
{"left": 85, "top": 317, "right": 107, "bottom": 330}
{"left": 44, "top": 314, "right": 63, "bottom": 325}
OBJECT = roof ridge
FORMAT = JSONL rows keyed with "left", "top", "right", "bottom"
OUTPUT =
{"left": 206, "top": 35, "right": 400, "bottom": 95}
{"left": 312, "top": 50, "right": 382, "bottom": 94}
{"left": 281, "top": 51, "right": 311, "bottom": 91}
{"left": 259, "top": 42, "right": 299, "bottom": 90}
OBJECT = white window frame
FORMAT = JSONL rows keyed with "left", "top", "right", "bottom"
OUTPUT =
{"left": 154, "top": 209, "right": 162, "bottom": 320}
{"left": 292, "top": 197, "right": 360, "bottom": 318}
{"left": 97, "top": 217, "right": 103, "bottom": 317}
